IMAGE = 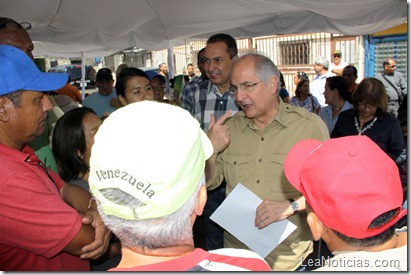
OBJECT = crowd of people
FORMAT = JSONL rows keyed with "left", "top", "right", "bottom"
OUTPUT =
{"left": 0, "top": 16, "right": 407, "bottom": 271}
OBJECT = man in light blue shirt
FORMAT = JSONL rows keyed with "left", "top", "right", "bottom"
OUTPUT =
{"left": 83, "top": 68, "right": 117, "bottom": 119}
{"left": 310, "top": 57, "right": 335, "bottom": 107}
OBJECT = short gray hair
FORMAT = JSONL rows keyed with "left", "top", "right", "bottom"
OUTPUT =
{"left": 315, "top": 57, "right": 330, "bottom": 70}
{"left": 238, "top": 52, "right": 281, "bottom": 93}
{"left": 3, "top": 90, "right": 23, "bottom": 107}
{"left": 95, "top": 175, "right": 205, "bottom": 250}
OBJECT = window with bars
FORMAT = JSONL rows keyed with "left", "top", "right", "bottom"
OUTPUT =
{"left": 278, "top": 40, "right": 310, "bottom": 65}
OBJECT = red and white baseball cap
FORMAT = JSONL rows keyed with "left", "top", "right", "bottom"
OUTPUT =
{"left": 284, "top": 135, "right": 406, "bottom": 239}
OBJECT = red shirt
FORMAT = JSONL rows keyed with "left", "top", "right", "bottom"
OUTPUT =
{"left": 0, "top": 144, "right": 90, "bottom": 271}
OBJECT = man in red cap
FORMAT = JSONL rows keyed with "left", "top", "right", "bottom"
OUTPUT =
{"left": 284, "top": 135, "right": 407, "bottom": 271}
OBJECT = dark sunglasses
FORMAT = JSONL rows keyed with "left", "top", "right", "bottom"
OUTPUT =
{"left": 0, "top": 21, "right": 31, "bottom": 30}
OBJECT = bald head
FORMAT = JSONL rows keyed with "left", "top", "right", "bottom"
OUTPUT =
{"left": 0, "top": 18, "right": 34, "bottom": 59}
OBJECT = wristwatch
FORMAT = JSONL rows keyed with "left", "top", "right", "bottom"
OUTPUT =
{"left": 289, "top": 199, "right": 300, "bottom": 215}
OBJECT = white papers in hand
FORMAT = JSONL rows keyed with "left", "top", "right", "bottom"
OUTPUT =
{"left": 210, "top": 183, "right": 297, "bottom": 258}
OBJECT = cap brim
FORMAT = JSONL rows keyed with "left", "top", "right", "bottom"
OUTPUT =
{"left": 147, "top": 71, "right": 165, "bottom": 82}
{"left": 284, "top": 139, "right": 324, "bottom": 192}
{"left": 25, "top": 72, "right": 68, "bottom": 92}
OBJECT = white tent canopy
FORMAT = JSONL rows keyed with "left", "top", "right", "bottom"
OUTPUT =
{"left": 1, "top": 0, "right": 407, "bottom": 58}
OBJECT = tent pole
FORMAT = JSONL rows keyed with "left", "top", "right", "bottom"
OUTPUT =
{"left": 81, "top": 53, "right": 86, "bottom": 101}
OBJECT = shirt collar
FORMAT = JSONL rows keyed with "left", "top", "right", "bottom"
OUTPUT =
{"left": 209, "top": 82, "right": 231, "bottom": 97}
{"left": 238, "top": 96, "right": 289, "bottom": 131}
{"left": 0, "top": 143, "right": 36, "bottom": 162}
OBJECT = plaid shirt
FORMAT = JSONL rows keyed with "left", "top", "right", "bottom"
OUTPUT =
{"left": 182, "top": 78, "right": 239, "bottom": 133}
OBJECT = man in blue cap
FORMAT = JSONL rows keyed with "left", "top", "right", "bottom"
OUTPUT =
{"left": 0, "top": 44, "right": 110, "bottom": 271}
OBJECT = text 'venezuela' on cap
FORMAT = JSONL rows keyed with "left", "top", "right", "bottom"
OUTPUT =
{"left": 0, "top": 45, "right": 68, "bottom": 95}
{"left": 89, "top": 101, "right": 213, "bottom": 221}
{"left": 284, "top": 135, "right": 406, "bottom": 239}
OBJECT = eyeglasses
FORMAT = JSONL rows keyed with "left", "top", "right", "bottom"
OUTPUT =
{"left": 0, "top": 21, "right": 31, "bottom": 30}
{"left": 386, "top": 65, "right": 396, "bottom": 68}
{"left": 229, "top": 81, "right": 262, "bottom": 95}
{"left": 358, "top": 102, "right": 376, "bottom": 109}
{"left": 333, "top": 54, "right": 341, "bottom": 57}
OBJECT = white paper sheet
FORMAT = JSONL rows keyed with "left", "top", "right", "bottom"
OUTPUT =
{"left": 210, "top": 183, "right": 297, "bottom": 258}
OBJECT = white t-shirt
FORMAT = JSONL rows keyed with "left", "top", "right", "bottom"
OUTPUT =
{"left": 310, "top": 71, "right": 335, "bottom": 107}
{"left": 329, "top": 61, "right": 349, "bottom": 73}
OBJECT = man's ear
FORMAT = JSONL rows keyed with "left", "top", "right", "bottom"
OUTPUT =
{"left": 0, "top": 97, "right": 10, "bottom": 122}
{"left": 307, "top": 212, "right": 326, "bottom": 241}
{"left": 268, "top": 76, "right": 279, "bottom": 93}
{"left": 193, "top": 185, "right": 207, "bottom": 216}
{"left": 118, "top": 95, "right": 128, "bottom": 106}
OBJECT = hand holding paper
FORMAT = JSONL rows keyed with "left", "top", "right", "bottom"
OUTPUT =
{"left": 210, "top": 183, "right": 297, "bottom": 258}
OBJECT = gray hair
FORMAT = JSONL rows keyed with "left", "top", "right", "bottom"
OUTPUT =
{"left": 315, "top": 57, "right": 330, "bottom": 70}
{"left": 95, "top": 175, "right": 205, "bottom": 250}
{"left": 3, "top": 90, "right": 23, "bottom": 107}
{"left": 238, "top": 52, "right": 281, "bottom": 93}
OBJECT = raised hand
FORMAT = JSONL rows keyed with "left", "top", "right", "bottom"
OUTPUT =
{"left": 207, "top": 110, "right": 233, "bottom": 154}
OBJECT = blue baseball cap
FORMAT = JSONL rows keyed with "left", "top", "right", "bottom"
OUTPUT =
{"left": 145, "top": 70, "right": 165, "bottom": 83}
{"left": 0, "top": 45, "right": 68, "bottom": 96}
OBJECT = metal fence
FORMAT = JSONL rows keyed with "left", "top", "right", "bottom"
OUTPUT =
{"left": 169, "top": 33, "right": 359, "bottom": 96}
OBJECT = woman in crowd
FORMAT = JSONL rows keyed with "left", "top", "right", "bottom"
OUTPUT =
{"left": 293, "top": 71, "right": 309, "bottom": 86}
{"left": 279, "top": 71, "right": 290, "bottom": 103}
{"left": 289, "top": 78, "right": 321, "bottom": 113}
{"left": 52, "top": 107, "right": 101, "bottom": 190}
{"left": 318, "top": 76, "right": 353, "bottom": 133}
{"left": 52, "top": 107, "right": 121, "bottom": 270}
{"left": 332, "top": 78, "right": 407, "bottom": 206}
{"left": 116, "top": 67, "right": 154, "bottom": 106}
{"left": 331, "top": 77, "right": 406, "bottom": 164}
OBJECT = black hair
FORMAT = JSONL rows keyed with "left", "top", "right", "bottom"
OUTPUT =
{"left": 0, "top": 17, "right": 18, "bottom": 25}
{"left": 52, "top": 107, "right": 96, "bottom": 182}
{"left": 197, "top": 48, "right": 206, "bottom": 68}
{"left": 343, "top": 65, "right": 358, "bottom": 77}
{"left": 279, "top": 71, "right": 286, "bottom": 88}
{"left": 115, "top": 67, "right": 149, "bottom": 97}
{"left": 382, "top": 58, "right": 396, "bottom": 68}
{"left": 197, "top": 47, "right": 205, "bottom": 60}
{"left": 206, "top": 33, "right": 238, "bottom": 59}
{"left": 297, "top": 71, "right": 309, "bottom": 80}
{"left": 326, "top": 76, "right": 352, "bottom": 103}
{"left": 333, "top": 208, "right": 399, "bottom": 247}
{"left": 0, "top": 17, "right": 31, "bottom": 30}
{"left": 294, "top": 78, "right": 310, "bottom": 98}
